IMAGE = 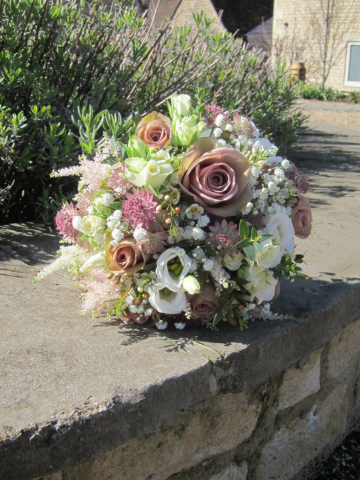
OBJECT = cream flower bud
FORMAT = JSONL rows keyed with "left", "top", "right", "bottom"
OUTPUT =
{"left": 182, "top": 275, "right": 200, "bottom": 294}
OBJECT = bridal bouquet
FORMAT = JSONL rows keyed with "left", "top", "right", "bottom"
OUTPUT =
{"left": 35, "top": 92, "right": 312, "bottom": 330}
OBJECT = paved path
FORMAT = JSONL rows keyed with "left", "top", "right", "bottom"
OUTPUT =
{"left": 296, "top": 100, "right": 360, "bottom": 132}
{"left": 296, "top": 99, "right": 360, "bottom": 113}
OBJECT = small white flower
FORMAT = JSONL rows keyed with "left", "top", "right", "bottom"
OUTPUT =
{"left": 253, "top": 128, "right": 260, "bottom": 138}
{"left": 246, "top": 202, "right": 253, "bottom": 209}
{"left": 128, "top": 305, "right": 138, "bottom": 313}
{"left": 197, "top": 215, "right": 210, "bottom": 227}
{"left": 238, "top": 135, "right": 247, "bottom": 143}
{"left": 144, "top": 308, "right": 153, "bottom": 316}
{"left": 224, "top": 123, "right": 233, "bottom": 132}
{"left": 215, "top": 139, "right": 227, "bottom": 147}
{"left": 268, "top": 182, "right": 280, "bottom": 194}
{"left": 156, "top": 320, "right": 168, "bottom": 330}
{"left": 286, "top": 206, "right": 292, "bottom": 216}
{"left": 186, "top": 204, "right": 204, "bottom": 220}
{"left": 191, "top": 247, "right": 205, "bottom": 260}
{"left": 182, "top": 226, "right": 194, "bottom": 240}
{"left": 213, "top": 127, "right": 223, "bottom": 138}
{"left": 249, "top": 176, "right": 257, "bottom": 187}
{"left": 72, "top": 216, "right": 85, "bottom": 230}
{"left": 281, "top": 159, "right": 290, "bottom": 169}
{"left": 87, "top": 206, "right": 96, "bottom": 215}
{"left": 93, "top": 232, "right": 105, "bottom": 245}
{"left": 168, "top": 187, "right": 181, "bottom": 205}
{"left": 202, "top": 259, "right": 214, "bottom": 271}
{"left": 251, "top": 166, "right": 262, "bottom": 178}
{"left": 113, "top": 210, "right": 122, "bottom": 219}
{"left": 112, "top": 229, "right": 124, "bottom": 242}
{"left": 189, "top": 258, "right": 198, "bottom": 272}
{"left": 111, "top": 240, "right": 119, "bottom": 247}
{"left": 214, "top": 114, "right": 224, "bottom": 127}
{"left": 175, "top": 247, "right": 186, "bottom": 257}
{"left": 174, "top": 322, "right": 186, "bottom": 330}
{"left": 192, "top": 227, "right": 206, "bottom": 241}
{"left": 125, "top": 295, "right": 135, "bottom": 306}
{"left": 102, "top": 193, "right": 114, "bottom": 206}
{"left": 133, "top": 228, "right": 147, "bottom": 242}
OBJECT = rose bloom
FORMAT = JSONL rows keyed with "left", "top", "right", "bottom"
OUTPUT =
{"left": 178, "top": 147, "right": 252, "bottom": 217}
{"left": 136, "top": 112, "right": 172, "bottom": 150}
{"left": 105, "top": 236, "right": 149, "bottom": 275}
{"left": 291, "top": 196, "right": 313, "bottom": 239}
{"left": 190, "top": 283, "right": 218, "bottom": 319}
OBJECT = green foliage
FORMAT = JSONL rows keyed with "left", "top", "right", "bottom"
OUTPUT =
{"left": 349, "top": 91, "right": 360, "bottom": 104}
{"left": 236, "top": 220, "right": 273, "bottom": 261}
{"left": 299, "top": 83, "right": 345, "bottom": 101}
{"left": 270, "top": 253, "right": 308, "bottom": 282}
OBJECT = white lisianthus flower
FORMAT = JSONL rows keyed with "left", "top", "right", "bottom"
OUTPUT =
{"left": 263, "top": 213, "right": 295, "bottom": 253}
{"left": 156, "top": 247, "right": 191, "bottom": 292}
{"left": 255, "top": 242, "right": 281, "bottom": 269}
{"left": 102, "top": 192, "right": 114, "bottom": 206}
{"left": 263, "top": 155, "right": 283, "bottom": 166}
{"left": 173, "top": 115, "right": 206, "bottom": 147}
{"left": 125, "top": 158, "right": 173, "bottom": 190}
{"left": 72, "top": 216, "right": 85, "bottom": 231}
{"left": 149, "top": 284, "right": 187, "bottom": 314}
{"left": 133, "top": 228, "right": 147, "bottom": 242}
{"left": 253, "top": 138, "right": 278, "bottom": 155}
{"left": 186, "top": 204, "right": 204, "bottom": 219}
{"left": 82, "top": 250, "right": 106, "bottom": 270}
{"left": 171, "top": 94, "right": 192, "bottom": 116}
{"left": 151, "top": 149, "right": 171, "bottom": 164}
{"left": 182, "top": 275, "right": 200, "bottom": 294}
{"left": 222, "top": 252, "right": 243, "bottom": 271}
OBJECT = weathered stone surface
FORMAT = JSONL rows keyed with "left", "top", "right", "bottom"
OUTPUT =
{"left": 255, "top": 384, "right": 348, "bottom": 480}
{"left": 61, "top": 393, "right": 258, "bottom": 480}
{"left": 325, "top": 318, "right": 360, "bottom": 379}
{"left": 33, "top": 475, "right": 62, "bottom": 480}
{"left": 277, "top": 348, "right": 322, "bottom": 410}
{"left": 209, "top": 462, "right": 248, "bottom": 480}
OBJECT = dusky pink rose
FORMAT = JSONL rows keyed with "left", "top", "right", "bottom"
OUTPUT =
{"left": 190, "top": 283, "right": 218, "bottom": 319}
{"left": 178, "top": 147, "right": 252, "bottom": 217}
{"left": 105, "top": 236, "right": 149, "bottom": 275}
{"left": 291, "top": 196, "right": 313, "bottom": 239}
{"left": 136, "top": 112, "right": 172, "bottom": 150}
{"left": 120, "top": 309, "right": 150, "bottom": 325}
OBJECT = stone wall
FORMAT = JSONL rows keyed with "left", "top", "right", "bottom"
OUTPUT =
{"left": 31, "top": 317, "right": 360, "bottom": 480}
{"left": 272, "top": 0, "right": 360, "bottom": 92}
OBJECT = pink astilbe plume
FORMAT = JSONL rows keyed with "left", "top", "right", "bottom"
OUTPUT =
{"left": 55, "top": 202, "right": 82, "bottom": 243}
{"left": 207, "top": 219, "right": 241, "bottom": 257}
{"left": 107, "top": 164, "right": 132, "bottom": 196}
{"left": 78, "top": 271, "right": 119, "bottom": 317}
{"left": 233, "top": 114, "right": 255, "bottom": 137}
{"left": 122, "top": 188, "right": 158, "bottom": 229}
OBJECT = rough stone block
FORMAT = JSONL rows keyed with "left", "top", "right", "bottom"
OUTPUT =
{"left": 32, "top": 475, "right": 62, "bottom": 480}
{"left": 255, "top": 384, "right": 348, "bottom": 480}
{"left": 62, "top": 393, "right": 258, "bottom": 480}
{"left": 210, "top": 462, "right": 248, "bottom": 480}
{"left": 325, "top": 318, "right": 360, "bottom": 379}
{"left": 277, "top": 348, "right": 322, "bottom": 410}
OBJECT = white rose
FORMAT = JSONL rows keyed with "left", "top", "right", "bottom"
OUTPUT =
{"left": 222, "top": 252, "right": 243, "bottom": 271}
{"left": 240, "top": 265, "right": 277, "bottom": 303}
{"left": 72, "top": 216, "right": 85, "bottom": 231}
{"left": 75, "top": 215, "right": 106, "bottom": 237}
{"left": 125, "top": 158, "right": 173, "bottom": 190}
{"left": 255, "top": 243, "right": 281, "bottom": 269}
{"left": 182, "top": 275, "right": 200, "bottom": 294}
{"left": 171, "top": 94, "right": 192, "bottom": 116}
{"left": 263, "top": 213, "right": 295, "bottom": 254}
{"left": 149, "top": 283, "right": 187, "bottom": 314}
{"left": 156, "top": 247, "right": 191, "bottom": 292}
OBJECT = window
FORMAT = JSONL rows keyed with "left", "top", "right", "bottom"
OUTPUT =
{"left": 345, "top": 42, "right": 360, "bottom": 87}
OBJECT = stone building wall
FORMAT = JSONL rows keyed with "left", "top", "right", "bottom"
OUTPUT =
{"left": 272, "top": 0, "right": 360, "bottom": 92}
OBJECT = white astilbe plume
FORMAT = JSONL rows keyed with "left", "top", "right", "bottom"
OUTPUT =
{"left": 209, "top": 258, "right": 230, "bottom": 292}
{"left": 34, "top": 245, "right": 90, "bottom": 281}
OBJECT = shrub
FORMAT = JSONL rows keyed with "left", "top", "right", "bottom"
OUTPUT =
{"left": 299, "top": 83, "right": 344, "bottom": 101}
{"left": 0, "top": 2, "right": 305, "bottom": 225}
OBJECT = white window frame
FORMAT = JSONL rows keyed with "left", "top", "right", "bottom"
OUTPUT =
{"left": 344, "top": 42, "right": 360, "bottom": 87}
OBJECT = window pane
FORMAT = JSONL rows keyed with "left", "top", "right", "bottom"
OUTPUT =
{"left": 348, "top": 45, "right": 360, "bottom": 82}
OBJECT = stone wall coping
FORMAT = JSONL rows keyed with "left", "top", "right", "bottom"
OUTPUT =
{"left": 1, "top": 223, "right": 359, "bottom": 480}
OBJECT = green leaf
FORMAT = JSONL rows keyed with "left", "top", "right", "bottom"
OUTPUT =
{"left": 235, "top": 276, "right": 249, "bottom": 286}
{"left": 254, "top": 242, "right": 262, "bottom": 252}
{"left": 142, "top": 262, "right": 157, "bottom": 271}
{"left": 239, "top": 220, "right": 250, "bottom": 239}
{"left": 244, "top": 244, "right": 255, "bottom": 261}
{"left": 200, "top": 128, "right": 212, "bottom": 138}
{"left": 213, "top": 306, "right": 223, "bottom": 326}
{"left": 171, "top": 137, "right": 178, "bottom": 147}
{"left": 108, "top": 202, "right": 122, "bottom": 209}
{"left": 250, "top": 227, "right": 258, "bottom": 241}
{"left": 199, "top": 88, "right": 206, "bottom": 100}
{"left": 236, "top": 238, "right": 252, "bottom": 249}
{"left": 110, "top": 135, "right": 116, "bottom": 153}
{"left": 80, "top": 234, "right": 90, "bottom": 239}
{"left": 205, "top": 244, "right": 217, "bottom": 255}
{"left": 258, "top": 234, "right": 273, "bottom": 243}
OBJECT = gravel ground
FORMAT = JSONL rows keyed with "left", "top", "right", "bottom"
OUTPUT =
{"left": 300, "top": 109, "right": 360, "bottom": 132}
{"left": 312, "top": 431, "right": 360, "bottom": 480}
